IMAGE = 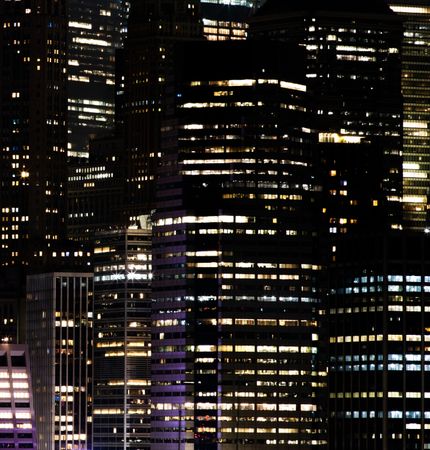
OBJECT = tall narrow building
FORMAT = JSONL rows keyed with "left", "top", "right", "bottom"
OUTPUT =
{"left": 67, "top": 0, "right": 129, "bottom": 158}
{"left": 92, "top": 226, "right": 152, "bottom": 450}
{"left": 123, "top": 0, "right": 202, "bottom": 220}
{"left": 26, "top": 273, "right": 93, "bottom": 450}
{"left": 151, "top": 40, "right": 326, "bottom": 449}
{"left": 388, "top": 1, "right": 430, "bottom": 229}
{"left": 0, "top": 0, "right": 68, "bottom": 276}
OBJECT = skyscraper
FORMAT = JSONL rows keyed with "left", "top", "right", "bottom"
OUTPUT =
{"left": 26, "top": 273, "right": 93, "bottom": 450}
{"left": 151, "top": 40, "right": 326, "bottom": 449}
{"left": 388, "top": 1, "right": 430, "bottom": 229}
{"left": 92, "top": 226, "right": 152, "bottom": 450}
{"left": 67, "top": 0, "right": 129, "bottom": 158}
{"left": 0, "top": 0, "right": 68, "bottom": 274}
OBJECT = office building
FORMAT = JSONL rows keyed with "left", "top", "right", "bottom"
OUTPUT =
{"left": 151, "top": 40, "right": 326, "bottom": 449}
{"left": 0, "top": 345, "right": 37, "bottom": 450}
{"left": 92, "top": 225, "right": 152, "bottom": 450}
{"left": 328, "top": 233, "right": 430, "bottom": 450}
{"left": 388, "top": 1, "right": 430, "bottom": 229}
{"left": 67, "top": 0, "right": 129, "bottom": 158}
{"left": 26, "top": 273, "right": 93, "bottom": 450}
{"left": 250, "top": 0, "right": 404, "bottom": 234}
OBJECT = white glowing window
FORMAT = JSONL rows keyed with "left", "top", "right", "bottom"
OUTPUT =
{"left": 11, "top": 372, "right": 28, "bottom": 379}
{"left": 301, "top": 404, "right": 317, "bottom": 412}
{"left": 14, "top": 392, "right": 29, "bottom": 399}
{"left": 279, "top": 404, "right": 297, "bottom": 411}
{"left": 15, "top": 412, "right": 31, "bottom": 419}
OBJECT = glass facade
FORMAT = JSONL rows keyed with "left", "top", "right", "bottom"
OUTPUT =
{"left": 67, "top": 0, "right": 129, "bottom": 158}
{"left": 67, "top": 136, "right": 125, "bottom": 242}
{"left": 328, "top": 233, "right": 430, "bottom": 449}
{"left": 93, "top": 226, "right": 152, "bottom": 450}
{"left": 26, "top": 273, "right": 93, "bottom": 450}
{"left": 388, "top": 1, "right": 430, "bottom": 229}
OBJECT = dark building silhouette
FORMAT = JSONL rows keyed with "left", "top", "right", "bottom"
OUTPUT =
{"left": 250, "top": 0, "right": 404, "bottom": 235}
{"left": 122, "top": 0, "right": 203, "bottom": 221}
{"left": 0, "top": 0, "right": 68, "bottom": 273}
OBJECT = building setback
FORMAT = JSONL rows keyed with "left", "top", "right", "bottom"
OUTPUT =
{"left": 151, "top": 40, "right": 326, "bottom": 449}
{"left": 200, "top": 0, "right": 261, "bottom": 41}
{"left": 0, "top": 344, "right": 37, "bottom": 450}
{"left": 26, "top": 273, "right": 93, "bottom": 450}
{"left": 92, "top": 226, "right": 152, "bottom": 450}
{"left": 67, "top": 135, "right": 125, "bottom": 242}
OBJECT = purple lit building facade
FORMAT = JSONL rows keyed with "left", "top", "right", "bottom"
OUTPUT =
{"left": 0, "top": 344, "right": 37, "bottom": 450}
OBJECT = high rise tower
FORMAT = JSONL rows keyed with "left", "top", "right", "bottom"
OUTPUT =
{"left": 388, "top": 1, "right": 430, "bottom": 229}
{"left": 123, "top": 0, "right": 202, "bottom": 220}
{"left": 0, "top": 0, "right": 68, "bottom": 286}
{"left": 26, "top": 272, "right": 93, "bottom": 450}
{"left": 328, "top": 233, "right": 430, "bottom": 450}
{"left": 92, "top": 226, "right": 152, "bottom": 450}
